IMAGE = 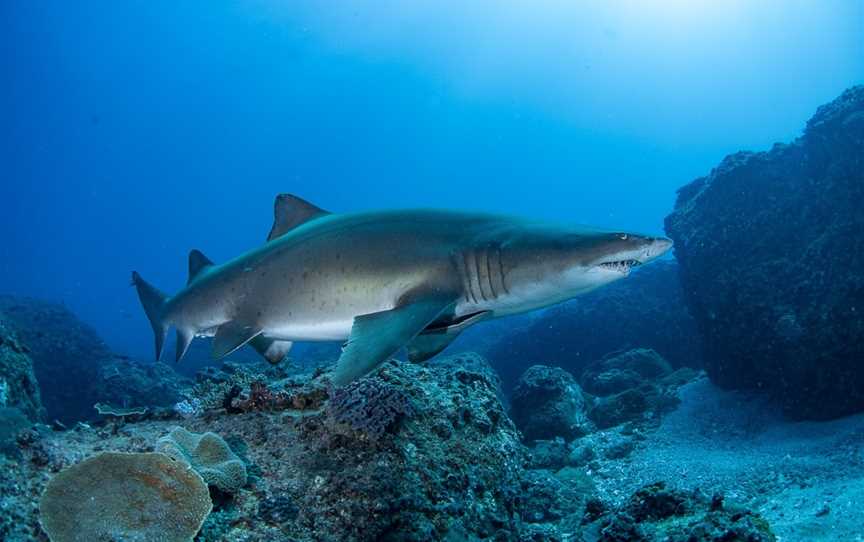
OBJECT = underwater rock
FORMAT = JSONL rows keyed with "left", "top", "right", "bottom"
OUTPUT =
{"left": 582, "top": 482, "right": 776, "bottom": 541}
{"left": 38, "top": 451, "right": 212, "bottom": 542}
{"left": 590, "top": 388, "right": 651, "bottom": 429}
{"left": 0, "top": 315, "right": 43, "bottom": 422}
{"left": 486, "top": 261, "right": 700, "bottom": 392}
{"left": 0, "top": 295, "right": 114, "bottom": 423}
{"left": 510, "top": 365, "right": 591, "bottom": 443}
{"left": 295, "top": 357, "right": 526, "bottom": 541}
{"left": 580, "top": 349, "right": 693, "bottom": 430}
{"left": 517, "top": 469, "right": 585, "bottom": 523}
{"left": 0, "top": 407, "right": 32, "bottom": 458}
{"left": 156, "top": 427, "right": 248, "bottom": 494}
{"left": 581, "top": 348, "right": 672, "bottom": 397}
{"left": 96, "top": 357, "right": 191, "bottom": 414}
{"left": 665, "top": 86, "right": 864, "bottom": 419}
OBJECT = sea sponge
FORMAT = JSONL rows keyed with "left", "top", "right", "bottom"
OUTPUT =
{"left": 39, "top": 451, "right": 212, "bottom": 542}
{"left": 156, "top": 427, "right": 247, "bottom": 493}
{"left": 326, "top": 376, "right": 415, "bottom": 442}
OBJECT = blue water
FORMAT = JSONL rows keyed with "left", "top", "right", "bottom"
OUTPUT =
{"left": 1, "top": 1, "right": 862, "bottom": 360}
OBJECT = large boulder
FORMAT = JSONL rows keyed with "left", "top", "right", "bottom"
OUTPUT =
{"left": 0, "top": 296, "right": 190, "bottom": 423}
{"left": 665, "top": 86, "right": 864, "bottom": 420}
{"left": 293, "top": 357, "right": 528, "bottom": 541}
{"left": 510, "top": 365, "right": 590, "bottom": 442}
{"left": 0, "top": 315, "right": 43, "bottom": 423}
{"left": 485, "top": 261, "right": 700, "bottom": 392}
{"left": 0, "top": 296, "right": 114, "bottom": 423}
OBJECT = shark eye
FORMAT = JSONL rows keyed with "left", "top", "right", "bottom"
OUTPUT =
{"left": 619, "top": 233, "right": 629, "bottom": 240}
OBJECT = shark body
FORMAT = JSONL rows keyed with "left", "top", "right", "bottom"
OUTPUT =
{"left": 133, "top": 194, "right": 672, "bottom": 384}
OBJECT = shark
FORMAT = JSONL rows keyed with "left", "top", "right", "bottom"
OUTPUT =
{"left": 132, "top": 194, "right": 672, "bottom": 385}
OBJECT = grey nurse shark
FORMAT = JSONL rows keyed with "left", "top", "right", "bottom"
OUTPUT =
{"left": 132, "top": 194, "right": 672, "bottom": 385}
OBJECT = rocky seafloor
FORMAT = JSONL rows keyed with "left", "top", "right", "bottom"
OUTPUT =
{"left": 5, "top": 335, "right": 862, "bottom": 542}
{"left": 3, "top": 344, "right": 794, "bottom": 542}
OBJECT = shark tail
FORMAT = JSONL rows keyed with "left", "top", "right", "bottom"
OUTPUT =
{"left": 131, "top": 271, "right": 169, "bottom": 361}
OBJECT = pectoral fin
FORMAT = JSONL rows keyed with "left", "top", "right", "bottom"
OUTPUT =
{"left": 249, "top": 336, "right": 293, "bottom": 364}
{"left": 407, "top": 311, "right": 491, "bottom": 362}
{"left": 331, "top": 296, "right": 457, "bottom": 386}
{"left": 212, "top": 321, "right": 263, "bottom": 359}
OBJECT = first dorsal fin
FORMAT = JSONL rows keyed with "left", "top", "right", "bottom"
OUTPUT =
{"left": 267, "top": 194, "right": 329, "bottom": 242}
{"left": 188, "top": 249, "right": 214, "bottom": 285}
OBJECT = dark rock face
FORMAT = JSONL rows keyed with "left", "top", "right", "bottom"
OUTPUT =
{"left": 0, "top": 315, "right": 43, "bottom": 423}
{"left": 510, "top": 365, "right": 590, "bottom": 442}
{"left": 0, "top": 296, "right": 114, "bottom": 423}
{"left": 665, "top": 86, "right": 864, "bottom": 420}
{"left": 485, "top": 261, "right": 700, "bottom": 392}
{"left": 0, "top": 296, "right": 189, "bottom": 423}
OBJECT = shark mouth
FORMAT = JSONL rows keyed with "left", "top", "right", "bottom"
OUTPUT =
{"left": 598, "top": 259, "right": 642, "bottom": 273}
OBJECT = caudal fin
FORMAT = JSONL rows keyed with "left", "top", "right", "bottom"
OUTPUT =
{"left": 131, "top": 271, "right": 169, "bottom": 360}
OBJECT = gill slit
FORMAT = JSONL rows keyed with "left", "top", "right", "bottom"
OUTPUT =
{"left": 475, "top": 249, "right": 488, "bottom": 301}
{"left": 462, "top": 251, "right": 478, "bottom": 303}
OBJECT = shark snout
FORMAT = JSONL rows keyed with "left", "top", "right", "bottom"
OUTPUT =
{"left": 644, "top": 237, "right": 673, "bottom": 261}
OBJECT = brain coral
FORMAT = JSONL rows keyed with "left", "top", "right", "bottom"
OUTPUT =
{"left": 39, "top": 451, "right": 211, "bottom": 542}
{"left": 156, "top": 426, "right": 247, "bottom": 493}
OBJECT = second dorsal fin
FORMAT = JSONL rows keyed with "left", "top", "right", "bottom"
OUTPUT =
{"left": 188, "top": 249, "right": 214, "bottom": 285}
{"left": 267, "top": 194, "right": 329, "bottom": 242}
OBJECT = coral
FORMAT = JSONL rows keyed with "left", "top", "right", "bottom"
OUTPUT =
{"left": 485, "top": 261, "right": 701, "bottom": 391}
{"left": 156, "top": 427, "right": 248, "bottom": 493}
{"left": 510, "top": 365, "right": 590, "bottom": 442}
{"left": 665, "top": 85, "right": 864, "bottom": 419}
{"left": 325, "top": 376, "right": 416, "bottom": 443}
{"left": 38, "top": 451, "right": 212, "bottom": 542}
{"left": 93, "top": 402, "right": 149, "bottom": 417}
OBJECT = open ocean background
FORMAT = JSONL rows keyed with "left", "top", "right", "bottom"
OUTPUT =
{"left": 2, "top": 1, "right": 862, "bottom": 360}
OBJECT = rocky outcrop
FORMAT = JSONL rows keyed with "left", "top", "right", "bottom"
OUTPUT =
{"left": 294, "top": 358, "right": 526, "bottom": 540}
{"left": 582, "top": 349, "right": 694, "bottom": 429}
{"left": 0, "top": 296, "right": 114, "bottom": 422}
{"left": 0, "top": 315, "right": 43, "bottom": 423}
{"left": 0, "top": 296, "right": 190, "bottom": 423}
{"left": 510, "top": 365, "right": 591, "bottom": 442}
{"left": 665, "top": 86, "right": 864, "bottom": 419}
{"left": 581, "top": 482, "right": 776, "bottom": 541}
{"left": 485, "top": 261, "right": 700, "bottom": 392}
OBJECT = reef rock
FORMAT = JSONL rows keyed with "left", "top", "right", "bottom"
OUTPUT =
{"left": 0, "top": 314, "right": 43, "bottom": 422}
{"left": 0, "top": 296, "right": 189, "bottom": 423}
{"left": 0, "top": 296, "right": 114, "bottom": 423}
{"left": 510, "top": 365, "right": 590, "bottom": 442}
{"left": 581, "top": 349, "right": 693, "bottom": 429}
{"left": 486, "top": 261, "right": 700, "bottom": 392}
{"left": 665, "top": 86, "right": 864, "bottom": 419}
{"left": 294, "top": 358, "right": 526, "bottom": 541}
{"left": 581, "top": 482, "right": 776, "bottom": 541}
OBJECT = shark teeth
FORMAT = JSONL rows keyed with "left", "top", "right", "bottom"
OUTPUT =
{"left": 599, "top": 259, "right": 642, "bottom": 272}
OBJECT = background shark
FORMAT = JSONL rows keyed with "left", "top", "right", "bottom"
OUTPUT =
{"left": 132, "top": 194, "right": 672, "bottom": 385}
